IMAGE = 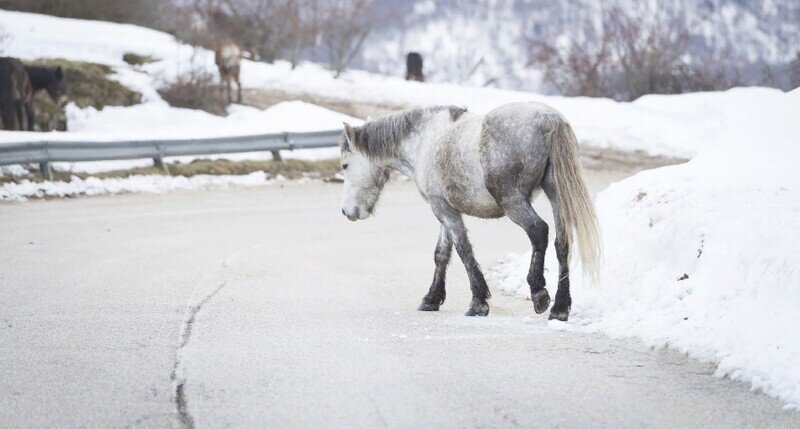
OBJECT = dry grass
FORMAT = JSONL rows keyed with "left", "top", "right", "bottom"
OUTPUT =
{"left": 1, "top": 158, "right": 342, "bottom": 184}
{"left": 24, "top": 58, "right": 143, "bottom": 109}
{"left": 122, "top": 52, "right": 158, "bottom": 66}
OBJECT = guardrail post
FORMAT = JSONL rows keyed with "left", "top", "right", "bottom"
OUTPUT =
{"left": 272, "top": 133, "right": 287, "bottom": 162}
{"left": 39, "top": 162, "right": 53, "bottom": 181}
{"left": 153, "top": 156, "right": 170, "bottom": 175}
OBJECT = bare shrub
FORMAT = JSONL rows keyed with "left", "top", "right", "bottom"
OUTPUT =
{"left": 528, "top": 3, "right": 739, "bottom": 100}
{"left": 529, "top": 22, "right": 614, "bottom": 98}
{"left": 158, "top": 57, "right": 227, "bottom": 116}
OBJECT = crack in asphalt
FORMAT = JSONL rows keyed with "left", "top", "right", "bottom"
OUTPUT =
{"left": 171, "top": 281, "right": 227, "bottom": 429}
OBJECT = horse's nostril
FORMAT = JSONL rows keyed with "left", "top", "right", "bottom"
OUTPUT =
{"left": 341, "top": 208, "right": 346, "bottom": 216}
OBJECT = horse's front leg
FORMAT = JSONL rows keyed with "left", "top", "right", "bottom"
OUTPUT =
{"left": 432, "top": 201, "right": 491, "bottom": 316}
{"left": 418, "top": 225, "right": 452, "bottom": 311}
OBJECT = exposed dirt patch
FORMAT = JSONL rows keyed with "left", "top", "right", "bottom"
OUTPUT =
{"left": 1, "top": 158, "right": 342, "bottom": 184}
{"left": 122, "top": 52, "right": 158, "bottom": 66}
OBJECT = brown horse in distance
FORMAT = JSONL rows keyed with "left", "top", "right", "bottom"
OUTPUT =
{"left": 214, "top": 38, "right": 243, "bottom": 104}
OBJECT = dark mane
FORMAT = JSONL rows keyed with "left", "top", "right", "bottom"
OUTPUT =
{"left": 352, "top": 105, "right": 467, "bottom": 159}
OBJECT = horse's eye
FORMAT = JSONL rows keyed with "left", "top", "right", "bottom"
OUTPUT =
{"left": 342, "top": 164, "right": 349, "bottom": 170}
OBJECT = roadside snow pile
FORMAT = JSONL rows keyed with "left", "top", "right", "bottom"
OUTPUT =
{"left": 0, "top": 171, "right": 280, "bottom": 202}
{"left": 489, "top": 89, "right": 800, "bottom": 408}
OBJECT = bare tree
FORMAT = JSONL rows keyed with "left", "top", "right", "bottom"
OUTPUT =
{"left": 319, "top": 0, "right": 373, "bottom": 78}
{"left": 528, "top": 22, "right": 613, "bottom": 98}
{"left": 527, "top": 3, "right": 738, "bottom": 100}
{"left": 189, "top": 0, "right": 323, "bottom": 65}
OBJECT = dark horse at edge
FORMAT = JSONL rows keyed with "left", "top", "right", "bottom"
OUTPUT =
{"left": 0, "top": 57, "right": 68, "bottom": 131}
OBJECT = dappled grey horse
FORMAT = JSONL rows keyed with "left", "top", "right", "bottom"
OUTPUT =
{"left": 339, "top": 103, "right": 601, "bottom": 321}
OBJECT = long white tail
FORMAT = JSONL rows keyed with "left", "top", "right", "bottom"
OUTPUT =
{"left": 548, "top": 119, "right": 602, "bottom": 281}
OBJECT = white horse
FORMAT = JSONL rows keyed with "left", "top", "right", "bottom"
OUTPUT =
{"left": 339, "top": 103, "right": 600, "bottom": 320}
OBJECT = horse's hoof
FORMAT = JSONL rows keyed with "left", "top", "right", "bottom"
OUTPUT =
{"left": 465, "top": 301, "right": 489, "bottom": 317}
{"left": 418, "top": 301, "right": 440, "bottom": 311}
{"left": 548, "top": 307, "right": 570, "bottom": 322}
{"left": 532, "top": 289, "right": 550, "bottom": 314}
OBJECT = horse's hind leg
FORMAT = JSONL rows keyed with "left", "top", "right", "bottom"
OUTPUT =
{"left": 432, "top": 200, "right": 490, "bottom": 316}
{"left": 498, "top": 192, "right": 551, "bottom": 314}
{"left": 235, "top": 72, "right": 242, "bottom": 103}
{"left": 542, "top": 170, "right": 571, "bottom": 321}
{"left": 25, "top": 102, "right": 35, "bottom": 131}
{"left": 418, "top": 225, "right": 452, "bottom": 311}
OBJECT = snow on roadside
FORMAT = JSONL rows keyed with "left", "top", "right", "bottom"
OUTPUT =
{"left": 488, "top": 89, "right": 800, "bottom": 408}
{"left": 0, "top": 171, "right": 282, "bottom": 202}
{"left": 0, "top": 100, "right": 361, "bottom": 174}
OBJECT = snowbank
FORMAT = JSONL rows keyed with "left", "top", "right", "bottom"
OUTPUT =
{"left": 0, "top": 171, "right": 283, "bottom": 202}
{"left": 0, "top": 9, "right": 790, "bottom": 161}
{"left": 489, "top": 89, "right": 800, "bottom": 408}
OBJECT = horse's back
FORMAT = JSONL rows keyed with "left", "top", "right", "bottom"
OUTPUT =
{"left": 480, "top": 102, "right": 563, "bottom": 199}
{"left": 482, "top": 102, "right": 563, "bottom": 154}
{"left": 421, "top": 113, "right": 502, "bottom": 218}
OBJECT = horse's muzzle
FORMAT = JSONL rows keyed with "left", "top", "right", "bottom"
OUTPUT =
{"left": 342, "top": 207, "right": 363, "bottom": 222}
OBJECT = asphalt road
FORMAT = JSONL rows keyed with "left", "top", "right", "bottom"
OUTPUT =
{"left": 1, "top": 172, "right": 798, "bottom": 428}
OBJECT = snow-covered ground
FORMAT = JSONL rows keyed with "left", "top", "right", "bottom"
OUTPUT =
{"left": 1, "top": 9, "right": 791, "bottom": 163}
{"left": 0, "top": 171, "right": 284, "bottom": 202}
{"left": 489, "top": 88, "right": 800, "bottom": 409}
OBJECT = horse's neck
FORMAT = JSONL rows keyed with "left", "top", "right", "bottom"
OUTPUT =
{"left": 25, "top": 67, "right": 48, "bottom": 90}
{"left": 391, "top": 113, "right": 451, "bottom": 179}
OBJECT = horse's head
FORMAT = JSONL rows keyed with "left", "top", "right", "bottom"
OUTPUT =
{"left": 339, "top": 122, "right": 390, "bottom": 222}
{"left": 45, "top": 67, "right": 68, "bottom": 107}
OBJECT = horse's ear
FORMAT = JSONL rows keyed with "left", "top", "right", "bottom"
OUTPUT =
{"left": 55, "top": 67, "right": 63, "bottom": 79}
{"left": 448, "top": 106, "right": 467, "bottom": 121}
{"left": 342, "top": 122, "right": 355, "bottom": 152}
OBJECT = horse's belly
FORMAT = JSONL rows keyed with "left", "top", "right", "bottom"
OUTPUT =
{"left": 447, "top": 185, "right": 504, "bottom": 218}
{"left": 441, "top": 143, "right": 504, "bottom": 218}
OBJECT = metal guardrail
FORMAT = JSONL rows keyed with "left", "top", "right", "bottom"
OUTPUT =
{"left": 0, "top": 129, "right": 342, "bottom": 179}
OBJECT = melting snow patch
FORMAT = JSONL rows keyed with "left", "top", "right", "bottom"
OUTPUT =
{"left": 0, "top": 171, "right": 272, "bottom": 202}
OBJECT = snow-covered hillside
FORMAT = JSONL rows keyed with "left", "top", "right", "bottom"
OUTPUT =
{"left": 361, "top": 0, "right": 800, "bottom": 91}
{"left": 489, "top": 88, "right": 800, "bottom": 409}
